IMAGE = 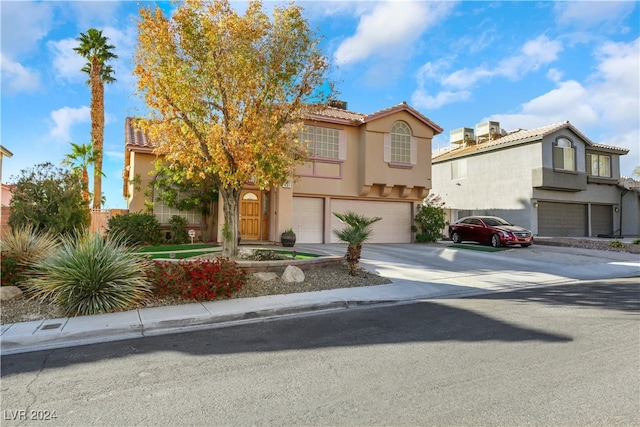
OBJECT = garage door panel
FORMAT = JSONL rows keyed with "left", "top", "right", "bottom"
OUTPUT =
{"left": 292, "top": 197, "right": 323, "bottom": 243}
{"left": 538, "top": 202, "right": 587, "bottom": 237}
{"left": 591, "top": 205, "right": 613, "bottom": 237}
{"left": 330, "top": 200, "right": 412, "bottom": 243}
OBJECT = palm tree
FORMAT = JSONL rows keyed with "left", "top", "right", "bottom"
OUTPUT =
{"left": 62, "top": 142, "right": 104, "bottom": 203}
{"left": 333, "top": 211, "right": 382, "bottom": 276}
{"left": 74, "top": 28, "right": 117, "bottom": 210}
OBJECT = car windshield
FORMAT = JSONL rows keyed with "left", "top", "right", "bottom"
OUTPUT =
{"left": 483, "top": 217, "right": 511, "bottom": 226}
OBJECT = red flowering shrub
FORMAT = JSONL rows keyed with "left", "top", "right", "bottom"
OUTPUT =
{"left": 148, "top": 258, "right": 247, "bottom": 301}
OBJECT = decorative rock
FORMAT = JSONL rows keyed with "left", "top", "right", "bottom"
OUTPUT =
{"left": 0, "top": 286, "right": 23, "bottom": 302}
{"left": 253, "top": 272, "right": 278, "bottom": 282}
{"left": 281, "top": 265, "right": 305, "bottom": 283}
{"left": 238, "top": 247, "right": 254, "bottom": 259}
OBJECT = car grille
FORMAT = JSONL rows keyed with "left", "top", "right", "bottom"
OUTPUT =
{"left": 514, "top": 232, "right": 531, "bottom": 238}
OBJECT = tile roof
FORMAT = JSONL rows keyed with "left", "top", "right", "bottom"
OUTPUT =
{"left": 433, "top": 120, "right": 628, "bottom": 161}
{"left": 124, "top": 117, "right": 154, "bottom": 152}
{"left": 125, "top": 102, "right": 443, "bottom": 149}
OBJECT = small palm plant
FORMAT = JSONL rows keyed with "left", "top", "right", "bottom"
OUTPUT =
{"left": 0, "top": 225, "right": 60, "bottom": 286}
{"left": 333, "top": 211, "right": 381, "bottom": 276}
{"left": 25, "top": 231, "right": 153, "bottom": 316}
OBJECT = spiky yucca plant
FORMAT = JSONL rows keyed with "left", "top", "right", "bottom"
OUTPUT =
{"left": 26, "top": 232, "right": 153, "bottom": 316}
{"left": 0, "top": 226, "right": 60, "bottom": 286}
{"left": 333, "top": 212, "right": 381, "bottom": 276}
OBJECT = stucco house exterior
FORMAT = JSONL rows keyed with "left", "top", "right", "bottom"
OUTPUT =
{"left": 431, "top": 120, "right": 639, "bottom": 238}
{"left": 124, "top": 102, "right": 443, "bottom": 244}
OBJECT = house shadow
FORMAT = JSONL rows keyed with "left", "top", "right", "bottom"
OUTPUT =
{"left": 1, "top": 299, "right": 571, "bottom": 375}
{"left": 466, "top": 278, "right": 640, "bottom": 313}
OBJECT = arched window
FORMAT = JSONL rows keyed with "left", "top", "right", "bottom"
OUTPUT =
{"left": 553, "top": 137, "right": 576, "bottom": 171}
{"left": 391, "top": 122, "right": 411, "bottom": 163}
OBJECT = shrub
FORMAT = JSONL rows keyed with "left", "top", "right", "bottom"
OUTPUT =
{"left": 609, "top": 240, "right": 625, "bottom": 248}
{"left": 168, "top": 215, "right": 190, "bottom": 244}
{"left": 7, "top": 162, "right": 90, "bottom": 235}
{"left": 148, "top": 258, "right": 247, "bottom": 301}
{"left": 413, "top": 194, "right": 448, "bottom": 243}
{"left": 0, "top": 226, "right": 60, "bottom": 287}
{"left": 107, "top": 212, "right": 161, "bottom": 246}
{"left": 25, "top": 232, "right": 153, "bottom": 316}
{"left": 633, "top": 238, "right": 640, "bottom": 245}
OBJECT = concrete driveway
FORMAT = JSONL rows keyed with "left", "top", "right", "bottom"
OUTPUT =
{"left": 295, "top": 241, "right": 640, "bottom": 298}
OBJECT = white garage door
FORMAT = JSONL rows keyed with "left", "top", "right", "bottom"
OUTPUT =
{"left": 330, "top": 200, "right": 412, "bottom": 243}
{"left": 292, "top": 197, "right": 324, "bottom": 243}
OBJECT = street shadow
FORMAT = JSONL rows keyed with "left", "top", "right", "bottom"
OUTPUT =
{"left": 466, "top": 278, "right": 639, "bottom": 313}
{"left": 1, "top": 299, "right": 571, "bottom": 375}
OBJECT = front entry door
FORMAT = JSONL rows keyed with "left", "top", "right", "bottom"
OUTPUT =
{"left": 240, "top": 190, "right": 261, "bottom": 240}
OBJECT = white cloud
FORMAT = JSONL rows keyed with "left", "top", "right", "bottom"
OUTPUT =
{"left": 588, "top": 38, "right": 640, "bottom": 128}
{"left": 554, "top": 1, "right": 636, "bottom": 28}
{"left": 412, "top": 35, "right": 563, "bottom": 110}
{"left": 334, "top": 1, "right": 455, "bottom": 66}
{"left": 0, "top": 54, "right": 41, "bottom": 94}
{"left": 49, "top": 38, "right": 87, "bottom": 83}
{"left": 0, "top": 1, "right": 54, "bottom": 58}
{"left": 412, "top": 89, "right": 471, "bottom": 110}
{"left": 49, "top": 106, "right": 90, "bottom": 141}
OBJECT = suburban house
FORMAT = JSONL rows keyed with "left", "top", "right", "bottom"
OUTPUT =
{"left": 123, "top": 102, "right": 443, "bottom": 244}
{"left": 0, "top": 145, "right": 13, "bottom": 240}
{"left": 431, "top": 120, "right": 639, "bottom": 238}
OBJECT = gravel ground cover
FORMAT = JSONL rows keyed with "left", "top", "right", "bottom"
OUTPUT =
{"left": 1, "top": 238, "right": 638, "bottom": 325}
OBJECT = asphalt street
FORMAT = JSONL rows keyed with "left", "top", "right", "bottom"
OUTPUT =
{"left": 2, "top": 278, "right": 638, "bottom": 426}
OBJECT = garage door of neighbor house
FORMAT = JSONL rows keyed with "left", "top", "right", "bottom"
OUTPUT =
{"left": 330, "top": 200, "right": 412, "bottom": 243}
{"left": 591, "top": 204, "right": 613, "bottom": 237}
{"left": 292, "top": 197, "right": 324, "bottom": 243}
{"left": 538, "top": 202, "right": 587, "bottom": 237}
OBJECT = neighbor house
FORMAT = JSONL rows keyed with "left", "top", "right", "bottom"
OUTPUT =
{"left": 124, "top": 101, "right": 443, "bottom": 244}
{"left": 431, "top": 120, "right": 638, "bottom": 237}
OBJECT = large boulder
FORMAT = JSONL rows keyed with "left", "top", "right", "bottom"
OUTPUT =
{"left": 0, "top": 286, "right": 23, "bottom": 302}
{"left": 281, "top": 265, "right": 305, "bottom": 283}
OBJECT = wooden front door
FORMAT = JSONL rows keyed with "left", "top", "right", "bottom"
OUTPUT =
{"left": 240, "top": 190, "right": 261, "bottom": 240}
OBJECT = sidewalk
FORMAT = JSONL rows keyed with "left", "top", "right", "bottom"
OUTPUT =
{"left": 2, "top": 242, "right": 638, "bottom": 356}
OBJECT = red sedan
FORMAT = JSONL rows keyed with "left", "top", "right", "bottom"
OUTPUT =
{"left": 448, "top": 216, "right": 534, "bottom": 248}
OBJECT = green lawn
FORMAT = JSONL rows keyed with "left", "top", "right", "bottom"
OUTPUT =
{"left": 449, "top": 244, "right": 510, "bottom": 252}
{"left": 132, "top": 244, "right": 219, "bottom": 253}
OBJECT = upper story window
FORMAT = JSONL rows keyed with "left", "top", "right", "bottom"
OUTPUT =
{"left": 384, "top": 121, "right": 417, "bottom": 166}
{"left": 451, "top": 159, "right": 467, "bottom": 180}
{"left": 553, "top": 137, "right": 576, "bottom": 171}
{"left": 587, "top": 153, "right": 611, "bottom": 177}
{"left": 391, "top": 122, "right": 411, "bottom": 163}
{"left": 299, "top": 125, "right": 345, "bottom": 160}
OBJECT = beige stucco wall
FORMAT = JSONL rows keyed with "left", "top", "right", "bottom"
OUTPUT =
{"left": 293, "top": 111, "right": 434, "bottom": 203}
{"left": 126, "top": 151, "right": 157, "bottom": 213}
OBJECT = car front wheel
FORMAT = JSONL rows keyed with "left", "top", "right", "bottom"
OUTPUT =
{"left": 451, "top": 231, "right": 461, "bottom": 244}
{"left": 491, "top": 234, "right": 502, "bottom": 248}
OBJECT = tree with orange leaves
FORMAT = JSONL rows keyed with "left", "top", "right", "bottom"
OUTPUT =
{"left": 133, "top": 0, "right": 332, "bottom": 256}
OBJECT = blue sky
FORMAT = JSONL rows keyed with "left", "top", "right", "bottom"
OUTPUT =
{"left": 2, "top": 1, "right": 639, "bottom": 209}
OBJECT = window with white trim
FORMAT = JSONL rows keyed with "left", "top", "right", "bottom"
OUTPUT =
{"left": 553, "top": 137, "right": 576, "bottom": 171}
{"left": 384, "top": 122, "right": 417, "bottom": 166}
{"left": 391, "top": 122, "right": 411, "bottom": 163}
{"left": 451, "top": 159, "right": 467, "bottom": 180}
{"left": 153, "top": 187, "right": 200, "bottom": 225}
{"left": 299, "top": 125, "right": 345, "bottom": 160}
{"left": 587, "top": 153, "right": 611, "bottom": 177}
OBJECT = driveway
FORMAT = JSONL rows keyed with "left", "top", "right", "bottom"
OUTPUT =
{"left": 295, "top": 242, "right": 640, "bottom": 298}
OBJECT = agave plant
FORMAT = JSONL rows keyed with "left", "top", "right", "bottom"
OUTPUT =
{"left": 0, "top": 225, "right": 60, "bottom": 286}
{"left": 333, "top": 211, "right": 381, "bottom": 276}
{"left": 25, "top": 232, "right": 153, "bottom": 316}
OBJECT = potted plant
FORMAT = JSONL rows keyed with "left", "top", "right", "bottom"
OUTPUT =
{"left": 281, "top": 228, "right": 296, "bottom": 247}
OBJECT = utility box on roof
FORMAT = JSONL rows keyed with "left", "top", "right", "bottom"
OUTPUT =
{"left": 476, "top": 121, "right": 500, "bottom": 138}
{"left": 449, "top": 128, "right": 475, "bottom": 144}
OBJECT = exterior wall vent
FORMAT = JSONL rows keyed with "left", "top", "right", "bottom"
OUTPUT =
{"left": 475, "top": 121, "right": 500, "bottom": 139}
{"left": 449, "top": 127, "right": 475, "bottom": 144}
